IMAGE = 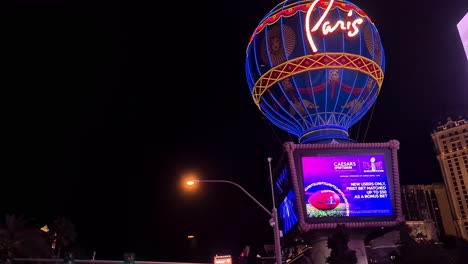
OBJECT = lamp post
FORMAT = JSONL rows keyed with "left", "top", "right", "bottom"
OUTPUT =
{"left": 267, "top": 157, "right": 282, "bottom": 264}
{"left": 186, "top": 158, "right": 282, "bottom": 264}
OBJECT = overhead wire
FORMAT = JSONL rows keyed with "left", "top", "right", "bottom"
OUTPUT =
{"left": 362, "top": 98, "right": 378, "bottom": 143}
{"left": 262, "top": 117, "right": 289, "bottom": 155}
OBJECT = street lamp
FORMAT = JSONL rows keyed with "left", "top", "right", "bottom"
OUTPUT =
{"left": 185, "top": 158, "right": 282, "bottom": 264}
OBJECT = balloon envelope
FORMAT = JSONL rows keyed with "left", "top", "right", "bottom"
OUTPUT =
{"left": 245, "top": 0, "right": 385, "bottom": 143}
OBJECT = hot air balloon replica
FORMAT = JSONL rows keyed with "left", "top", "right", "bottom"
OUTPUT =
{"left": 245, "top": 1, "right": 403, "bottom": 263}
{"left": 245, "top": 0, "right": 385, "bottom": 144}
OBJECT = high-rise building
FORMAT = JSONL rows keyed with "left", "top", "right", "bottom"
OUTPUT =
{"left": 431, "top": 117, "right": 468, "bottom": 240}
{"left": 401, "top": 185, "right": 444, "bottom": 238}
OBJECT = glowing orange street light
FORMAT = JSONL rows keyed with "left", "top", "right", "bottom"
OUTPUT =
{"left": 186, "top": 180, "right": 198, "bottom": 185}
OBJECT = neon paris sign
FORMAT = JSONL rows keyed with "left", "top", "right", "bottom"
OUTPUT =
{"left": 305, "top": 0, "right": 364, "bottom": 53}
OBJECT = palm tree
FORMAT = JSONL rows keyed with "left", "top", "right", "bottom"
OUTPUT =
{"left": 0, "top": 214, "right": 49, "bottom": 261}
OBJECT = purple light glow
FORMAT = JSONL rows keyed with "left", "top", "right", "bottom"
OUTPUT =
{"left": 457, "top": 12, "right": 468, "bottom": 61}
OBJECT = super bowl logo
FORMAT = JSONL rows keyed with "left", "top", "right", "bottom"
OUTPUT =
{"left": 362, "top": 157, "right": 384, "bottom": 172}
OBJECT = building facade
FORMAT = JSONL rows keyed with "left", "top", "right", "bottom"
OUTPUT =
{"left": 401, "top": 185, "right": 444, "bottom": 238}
{"left": 432, "top": 182, "right": 458, "bottom": 237}
{"left": 405, "top": 220, "right": 439, "bottom": 242}
{"left": 431, "top": 117, "right": 468, "bottom": 240}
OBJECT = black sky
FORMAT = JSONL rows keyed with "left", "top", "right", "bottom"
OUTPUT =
{"left": 4, "top": 0, "right": 468, "bottom": 262}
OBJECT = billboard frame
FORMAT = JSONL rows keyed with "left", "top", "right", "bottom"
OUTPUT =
{"left": 283, "top": 140, "right": 403, "bottom": 232}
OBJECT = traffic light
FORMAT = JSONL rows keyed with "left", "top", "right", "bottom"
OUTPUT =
{"left": 123, "top": 252, "right": 135, "bottom": 264}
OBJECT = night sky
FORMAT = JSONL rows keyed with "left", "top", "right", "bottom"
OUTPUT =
{"left": 4, "top": 0, "right": 468, "bottom": 262}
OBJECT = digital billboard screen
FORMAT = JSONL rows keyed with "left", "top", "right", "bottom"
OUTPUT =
{"left": 213, "top": 255, "right": 231, "bottom": 264}
{"left": 301, "top": 153, "right": 393, "bottom": 220}
{"left": 283, "top": 140, "right": 402, "bottom": 230}
{"left": 279, "top": 189, "right": 299, "bottom": 235}
{"left": 274, "top": 160, "right": 299, "bottom": 236}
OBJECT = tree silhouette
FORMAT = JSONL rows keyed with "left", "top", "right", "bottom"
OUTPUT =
{"left": 51, "top": 216, "right": 77, "bottom": 258}
{"left": 0, "top": 214, "right": 49, "bottom": 262}
{"left": 325, "top": 224, "right": 357, "bottom": 264}
{"left": 441, "top": 235, "right": 468, "bottom": 264}
{"left": 395, "top": 223, "right": 468, "bottom": 264}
